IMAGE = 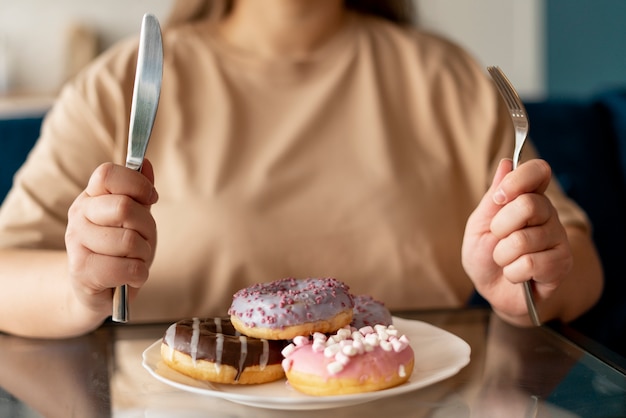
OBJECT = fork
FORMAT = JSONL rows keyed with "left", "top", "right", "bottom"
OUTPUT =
{"left": 487, "top": 66, "right": 541, "bottom": 326}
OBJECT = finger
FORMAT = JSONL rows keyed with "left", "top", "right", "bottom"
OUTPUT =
{"left": 85, "top": 162, "right": 158, "bottom": 206}
{"left": 492, "top": 222, "right": 562, "bottom": 268}
{"left": 501, "top": 245, "right": 570, "bottom": 290}
{"left": 467, "top": 159, "right": 513, "bottom": 229}
{"left": 75, "top": 222, "right": 153, "bottom": 261}
{"left": 492, "top": 159, "right": 552, "bottom": 205}
{"left": 83, "top": 193, "right": 157, "bottom": 241}
{"left": 73, "top": 251, "right": 150, "bottom": 291}
{"left": 490, "top": 194, "right": 554, "bottom": 238}
{"left": 140, "top": 158, "right": 156, "bottom": 185}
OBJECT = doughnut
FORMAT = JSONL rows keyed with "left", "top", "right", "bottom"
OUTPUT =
{"left": 228, "top": 277, "right": 354, "bottom": 340}
{"left": 160, "top": 317, "right": 289, "bottom": 384}
{"left": 281, "top": 324, "right": 414, "bottom": 396}
{"left": 351, "top": 294, "right": 393, "bottom": 329}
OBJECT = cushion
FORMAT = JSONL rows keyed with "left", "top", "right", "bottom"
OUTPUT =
{"left": 0, "top": 116, "right": 43, "bottom": 203}
{"left": 526, "top": 97, "right": 626, "bottom": 356}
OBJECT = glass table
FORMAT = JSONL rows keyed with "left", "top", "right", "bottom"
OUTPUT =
{"left": 1, "top": 308, "right": 624, "bottom": 417}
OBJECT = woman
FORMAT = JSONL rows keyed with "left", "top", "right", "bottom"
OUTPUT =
{"left": 0, "top": 0, "right": 602, "bottom": 337}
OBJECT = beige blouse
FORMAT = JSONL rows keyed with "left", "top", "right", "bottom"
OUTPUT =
{"left": 0, "top": 13, "right": 589, "bottom": 322}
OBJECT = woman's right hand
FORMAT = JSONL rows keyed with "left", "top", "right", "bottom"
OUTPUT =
{"left": 65, "top": 160, "right": 158, "bottom": 317}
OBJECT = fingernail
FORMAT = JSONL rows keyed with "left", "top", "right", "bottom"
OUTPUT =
{"left": 493, "top": 189, "right": 506, "bottom": 205}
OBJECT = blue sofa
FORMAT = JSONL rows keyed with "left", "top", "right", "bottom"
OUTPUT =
{"left": 1, "top": 92, "right": 625, "bottom": 356}
{"left": 525, "top": 90, "right": 626, "bottom": 357}
{"left": 0, "top": 115, "right": 42, "bottom": 204}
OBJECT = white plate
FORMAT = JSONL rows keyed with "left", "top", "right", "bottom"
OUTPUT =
{"left": 142, "top": 317, "right": 471, "bottom": 410}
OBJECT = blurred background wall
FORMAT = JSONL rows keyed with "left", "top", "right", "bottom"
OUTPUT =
{"left": 546, "top": 0, "right": 626, "bottom": 99}
{"left": 0, "top": 0, "right": 174, "bottom": 96}
{"left": 0, "top": 0, "right": 624, "bottom": 104}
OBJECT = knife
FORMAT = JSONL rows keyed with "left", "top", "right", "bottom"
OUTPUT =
{"left": 112, "top": 13, "right": 163, "bottom": 323}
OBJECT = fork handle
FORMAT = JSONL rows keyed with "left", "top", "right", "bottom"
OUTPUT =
{"left": 523, "top": 281, "right": 541, "bottom": 326}
{"left": 112, "top": 284, "right": 129, "bottom": 323}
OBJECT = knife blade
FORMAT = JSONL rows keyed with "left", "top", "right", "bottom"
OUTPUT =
{"left": 112, "top": 13, "right": 163, "bottom": 323}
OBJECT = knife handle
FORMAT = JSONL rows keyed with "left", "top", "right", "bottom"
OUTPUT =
{"left": 112, "top": 284, "right": 129, "bottom": 323}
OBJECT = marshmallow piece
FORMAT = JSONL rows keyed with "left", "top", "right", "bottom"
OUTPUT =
{"left": 281, "top": 343, "right": 296, "bottom": 357}
{"left": 342, "top": 344, "right": 358, "bottom": 356}
{"left": 377, "top": 329, "right": 389, "bottom": 341}
{"left": 359, "top": 326, "right": 375, "bottom": 335}
{"left": 335, "top": 352, "right": 351, "bottom": 365}
{"left": 312, "top": 340, "right": 326, "bottom": 353}
{"left": 293, "top": 335, "right": 309, "bottom": 346}
{"left": 327, "top": 361, "right": 344, "bottom": 375}
{"left": 324, "top": 344, "right": 342, "bottom": 358}
{"left": 336, "top": 328, "right": 352, "bottom": 339}
{"left": 313, "top": 332, "right": 327, "bottom": 342}
{"left": 282, "top": 358, "right": 293, "bottom": 372}
{"left": 365, "top": 333, "right": 380, "bottom": 346}
{"left": 386, "top": 328, "right": 399, "bottom": 337}
{"left": 352, "top": 340, "right": 366, "bottom": 354}
{"left": 380, "top": 340, "right": 393, "bottom": 352}
{"left": 374, "top": 324, "right": 387, "bottom": 333}
{"left": 391, "top": 338, "right": 409, "bottom": 353}
{"left": 351, "top": 331, "right": 365, "bottom": 341}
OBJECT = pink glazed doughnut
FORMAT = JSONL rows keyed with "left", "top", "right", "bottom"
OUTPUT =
{"left": 281, "top": 324, "right": 414, "bottom": 396}
{"left": 228, "top": 278, "right": 354, "bottom": 340}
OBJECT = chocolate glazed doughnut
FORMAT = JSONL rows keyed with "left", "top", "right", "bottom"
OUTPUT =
{"left": 161, "top": 317, "right": 289, "bottom": 384}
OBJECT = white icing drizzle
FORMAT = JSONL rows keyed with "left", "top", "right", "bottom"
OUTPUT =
{"left": 215, "top": 333, "right": 224, "bottom": 372}
{"left": 259, "top": 339, "right": 269, "bottom": 371}
{"left": 190, "top": 317, "right": 200, "bottom": 365}
{"left": 238, "top": 336, "right": 248, "bottom": 378}
{"left": 164, "top": 323, "right": 177, "bottom": 362}
{"left": 214, "top": 317, "right": 223, "bottom": 333}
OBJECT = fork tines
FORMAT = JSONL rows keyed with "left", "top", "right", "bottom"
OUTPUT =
{"left": 487, "top": 66, "right": 527, "bottom": 117}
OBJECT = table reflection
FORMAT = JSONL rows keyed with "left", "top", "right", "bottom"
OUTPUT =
{"left": 0, "top": 328, "right": 111, "bottom": 418}
{"left": 0, "top": 309, "right": 624, "bottom": 417}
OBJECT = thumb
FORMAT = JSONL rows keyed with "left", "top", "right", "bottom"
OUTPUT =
{"left": 471, "top": 159, "right": 513, "bottom": 225}
{"left": 140, "top": 158, "right": 156, "bottom": 186}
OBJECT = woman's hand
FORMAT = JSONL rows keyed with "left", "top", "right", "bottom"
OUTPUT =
{"left": 65, "top": 160, "right": 158, "bottom": 317}
{"left": 462, "top": 158, "right": 573, "bottom": 325}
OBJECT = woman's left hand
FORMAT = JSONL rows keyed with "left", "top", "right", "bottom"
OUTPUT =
{"left": 462, "top": 158, "right": 573, "bottom": 325}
